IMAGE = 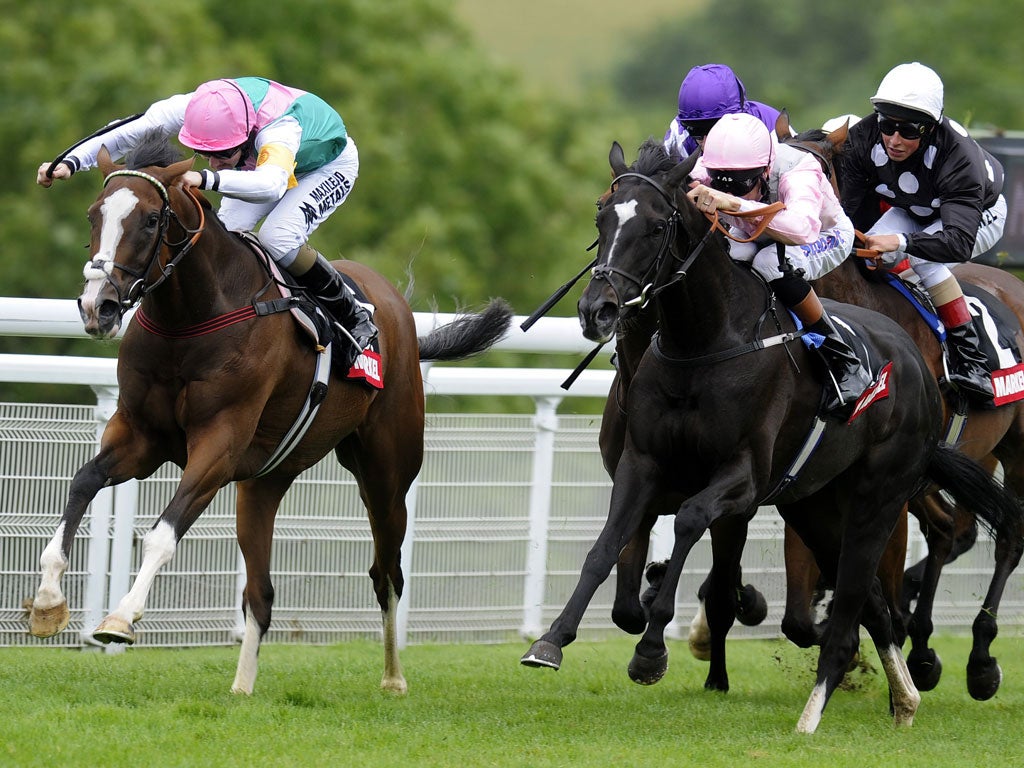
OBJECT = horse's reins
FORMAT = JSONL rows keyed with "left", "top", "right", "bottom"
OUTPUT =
{"left": 97, "top": 169, "right": 206, "bottom": 312}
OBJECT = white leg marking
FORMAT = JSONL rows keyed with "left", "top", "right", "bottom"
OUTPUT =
{"left": 796, "top": 681, "right": 828, "bottom": 734}
{"left": 879, "top": 643, "right": 920, "bottom": 727}
{"left": 380, "top": 579, "right": 407, "bottom": 694}
{"left": 107, "top": 520, "right": 177, "bottom": 624}
{"left": 231, "top": 611, "right": 262, "bottom": 695}
{"left": 688, "top": 600, "right": 711, "bottom": 661}
{"left": 35, "top": 523, "right": 68, "bottom": 609}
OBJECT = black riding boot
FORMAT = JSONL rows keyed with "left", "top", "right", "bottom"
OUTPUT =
{"left": 945, "top": 321, "right": 993, "bottom": 399}
{"left": 295, "top": 254, "right": 378, "bottom": 370}
{"left": 811, "top": 312, "right": 872, "bottom": 415}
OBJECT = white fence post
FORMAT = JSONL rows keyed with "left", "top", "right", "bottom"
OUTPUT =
{"left": 520, "top": 395, "right": 562, "bottom": 639}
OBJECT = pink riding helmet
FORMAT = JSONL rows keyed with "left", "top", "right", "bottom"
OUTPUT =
{"left": 701, "top": 113, "right": 777, "bottom": 171}
{"left": 178, "top": 79, "right": 256, "bottom": 152}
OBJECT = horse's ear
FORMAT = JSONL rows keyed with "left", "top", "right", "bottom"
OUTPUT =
{"left": 825, "top": 120, "right": 849, "bottom": 150}
{"left": 609, "top": 141, "right": 627, "bottom": 176}
{"left": 97, "top": 145, "right": 122, "bottom": 177}
{"left": 775, "top": 109, "right": 791, "bottom": 140}
{"left": 158, "top": 156, "right": 197, "bottom": 187}
{"left": 666, "top": 150, "right": 699, "bottom": 189}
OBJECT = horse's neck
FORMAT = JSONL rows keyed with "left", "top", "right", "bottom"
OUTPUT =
{"left": 142, "top": 206, "right": 267, "bottom": 325}
{"left": 653, "top": 244, "right": 751, "bottom": 356}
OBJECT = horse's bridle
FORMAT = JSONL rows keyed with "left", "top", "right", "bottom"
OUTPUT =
{"left": 91, "top": 169, "right": 206, "bottom": 314}
{"left": 592, "top": 172, "right": 715, "bottom": 311}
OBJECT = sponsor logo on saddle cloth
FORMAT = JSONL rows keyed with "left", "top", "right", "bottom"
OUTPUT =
{"left": 793, "top": 312, "right": 891, "bottom": 424}
{"left": 962, "top": 285, "right": 1024, "bottom": 407}
{"left": 242, "top": 235, "right": 383, "bottom": 390}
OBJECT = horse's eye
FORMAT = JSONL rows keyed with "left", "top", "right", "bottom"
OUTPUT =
{"left": 650, "top": 222, "right": 666, "bottom": 236}
{"left": 146, "top": 212, "right": 160, "bottom": 229}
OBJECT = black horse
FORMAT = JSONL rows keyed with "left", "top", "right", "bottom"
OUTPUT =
{"left": 521, "top": 140, "right": 1024, "bottom": 732}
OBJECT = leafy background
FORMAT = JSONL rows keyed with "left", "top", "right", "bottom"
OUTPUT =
{"left": 2, "top": 0, "right": 1021, "bottom": 402}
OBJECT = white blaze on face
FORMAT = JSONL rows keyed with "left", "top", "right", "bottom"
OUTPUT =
{"left": 79, "top": 187, "right": 139, "bottom": 311}
{"left": 605, "top": 199, "right": 639, "bottom": 267}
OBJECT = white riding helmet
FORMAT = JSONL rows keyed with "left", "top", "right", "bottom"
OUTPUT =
{"left": 870, "top": 62, "right": 944, "bottom": 122}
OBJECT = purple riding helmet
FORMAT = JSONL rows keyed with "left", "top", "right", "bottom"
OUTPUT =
{"left": 665, "top": 64, "right": 783, "bottom": 158}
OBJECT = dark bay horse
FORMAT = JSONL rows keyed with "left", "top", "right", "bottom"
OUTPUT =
{"left": 27, "top": 137, "right": 512, "bottom": 695}
{"left": 780, "top": 119, "right": 1024, "bottom": 700}
{"left": 521, "top": 140, "right": 1024, "bottom": 732}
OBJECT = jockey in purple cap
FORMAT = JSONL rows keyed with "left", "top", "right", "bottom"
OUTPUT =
{"left": 663, "top": 63, "right": 787, "bottom": 159}
{"left": 37, "top": 76, "right": 375, "bottom": 370}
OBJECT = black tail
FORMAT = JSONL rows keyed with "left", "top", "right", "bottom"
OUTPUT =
{"left": 927, "top": 444, "right": 1024, "bottom": 541}
{"left": 418, "top": 298, "right": 513, "bottom": 362}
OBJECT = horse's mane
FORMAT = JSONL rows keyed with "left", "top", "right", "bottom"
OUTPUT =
{"left": 124, "top": 131, "right": 186, "bottom": 170}
{"left": 630, "top": 137, "right": 681, "bottom": 177}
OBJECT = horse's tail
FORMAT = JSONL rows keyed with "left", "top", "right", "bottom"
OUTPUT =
{"left": 926, "top": 444, "right": 1024, "bottom": 542}
{"left": 418, "top": 298, "right": 513, "bottom": 361}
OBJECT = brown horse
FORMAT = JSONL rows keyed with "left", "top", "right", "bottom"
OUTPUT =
{"left": 27, "top": 136, "right": 512, "bottom": 695}
{"left": 781, "top": 117, "right": 1024, "bottom": 700}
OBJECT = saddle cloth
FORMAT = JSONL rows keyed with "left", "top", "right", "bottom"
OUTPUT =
{"left": 237, "top": 232, "right": 383, "bottom": 389}
{"left": 886, "top": 274, "right": 1024, "bottom": 407}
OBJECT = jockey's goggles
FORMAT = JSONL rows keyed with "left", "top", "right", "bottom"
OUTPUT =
{"left": 707, "top": 167, "right": 765, "bottom": 197}
{"left": 680, "top": 119, "right": 719, "bottom": 139}
{"left": 877, "top": 114, "right": 929, "bottom": 141}
{"left": 197, "top": 145, "right": 244, "bottom": 160}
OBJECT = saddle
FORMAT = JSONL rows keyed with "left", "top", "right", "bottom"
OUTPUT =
{"left": 236, "top": 232, "right": 383, "bottom": 389}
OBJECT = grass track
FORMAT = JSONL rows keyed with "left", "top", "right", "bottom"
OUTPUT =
{"left": 3, "top": 634, "right": 1023, "bottom": 767}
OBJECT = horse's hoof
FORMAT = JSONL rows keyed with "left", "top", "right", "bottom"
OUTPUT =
{"left": 907, "top": 648, "right": 942, "bottom": 692}
{"left": 688, "top": 635, "right": 711, "bottom": 662}
{"left": 380, "top": 675, "right": 409, "bottom": 695}
{"left": 967, "top": 658, "right": 1002, "bottom": 701}
{"left": 521, "top": 640, "right": 562, "bottom": 670}
{"left": 92, "top": 615, "right": 136, "bottom": 645}
{"left": 736, "top": 584, "right": 769, "bottom": 627}
{"left": 28, "top": 600, "right": 70, "bottom": 638}
{"left": 628, "top": 649, "right": 668, "bottom": 685}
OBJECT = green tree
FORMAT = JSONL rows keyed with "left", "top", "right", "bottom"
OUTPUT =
{"left": 1, "top": 0, "right": 623, "bottom": 402}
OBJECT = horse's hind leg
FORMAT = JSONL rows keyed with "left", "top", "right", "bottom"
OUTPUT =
{"left": 231, "top": 476, "right": 293, "bottom": 695}
{"left": 338, "top": 433, "right": 417, "bottom": 695}
{"left": 858, "top": 579, "right": 920, "bottom": 727}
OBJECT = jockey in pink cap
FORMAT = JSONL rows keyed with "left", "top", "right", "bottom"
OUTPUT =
{"left": 36, "top": 77, "right": 375, "bottom": 370}
{"left": 687, "top": 113, "right": 868, "bottom": 415}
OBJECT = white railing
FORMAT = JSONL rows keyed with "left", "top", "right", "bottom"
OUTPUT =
{"left": 1, "top": 297, "right": 1018, "bottom": 651}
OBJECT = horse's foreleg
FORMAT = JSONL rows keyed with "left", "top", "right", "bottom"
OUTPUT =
{"left": 630, "top": 474, "right": 755, "bottom": 687}
{"left": 94, "top": 440, "right": 237, "bottom": 645}
{"left": 700, "top": 515, "right": 751, "bottom": 692}
{"left": 29, "top": 459, "right": 110, "bottom": 637}
{"left": 612, "top": 514, "right": 658, "bottom": 634}
{"left": 522, "top": 455, "right": 661, "bottom": 670}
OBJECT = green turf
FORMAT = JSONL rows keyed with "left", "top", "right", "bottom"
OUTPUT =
{"left": 2, "top": 633, "right": 1022, "bottom": 767}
